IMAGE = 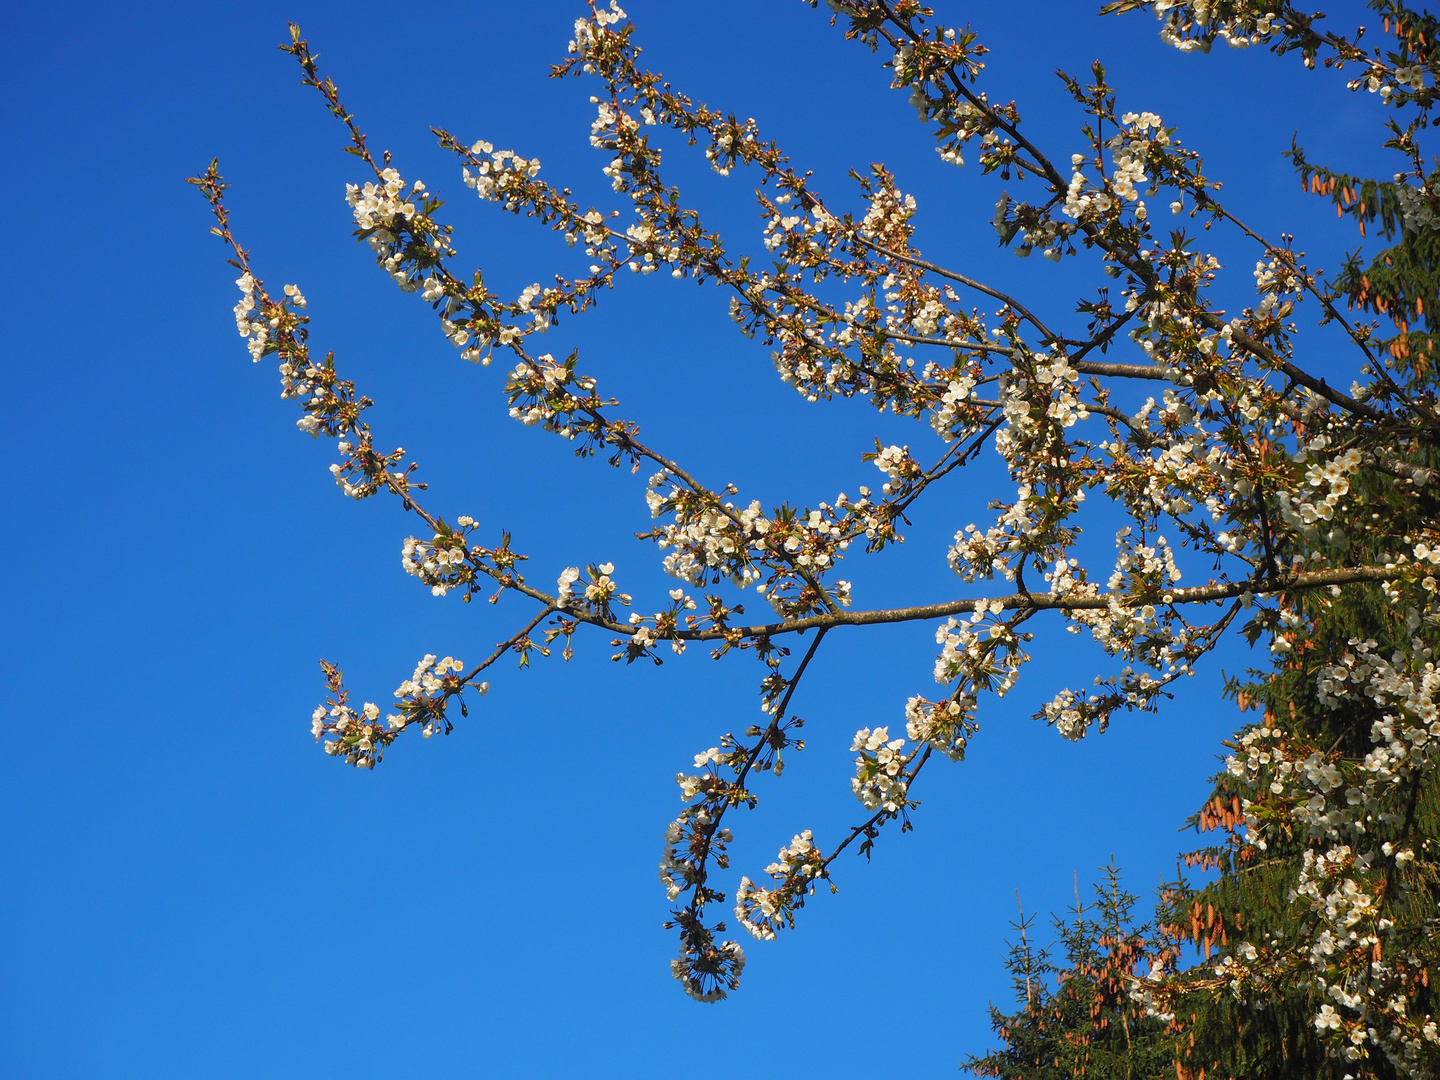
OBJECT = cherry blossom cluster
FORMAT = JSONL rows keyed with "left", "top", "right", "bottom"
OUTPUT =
{"left": 505, "top": 353, "right": 601, "bottom": 434}
{"left": 642, "top": 471, "right": 861, "bottom": 618}
{"left": 401, "top": 525, "right": 478, "bottom": 598}
{"left": 461, "top": 143, "right": 543, "bottom": 208}
{"left": 310, "top": 696, "right": 382, "bottom": 763}
{"left": 850, "top": 726, "right": 912, "bottom": 812}
{"left": 387, "top": 654, "right": 484, "bottom": 740}
{"left": 305, "top": 653, "right": 486, "bottom": 768}
{"left": 555, "top": 562, "right": 633, "bottom": 622}
{"left": 346, "top": 168, "right": 417, "bottom": 232}
{"left": 232, "top": 272, "right": 269, "bottom": 362}
{"left": 345, "top": 169, "right": 460, "bottom": 299}
{"left": 225, "top": 252, "right": 425, "bottom": 514}
{"left": 1394, "top": 176, "right": 1440, "bottom": 235}
{"left": 1277, "top": 444, "right": 1364, "bottom": 532}
{"left": 903, "top": 693, "right": 977, "bottom": 761}
{"left": 733, "top": 831, "right": 827, "bottom": 941}
{"left": 609, "top": 587, "right": 698, "bottom": 662}
{"left": 1108, "top": 1, "right": 1287, "bottom": 53}
{"left": 661, "top": 721, "right": 801, "bottom": 1000}
{"left": 1063, "top": 111, "right": 1166, "bottom": 224}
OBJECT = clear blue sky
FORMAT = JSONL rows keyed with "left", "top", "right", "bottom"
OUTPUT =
{"left": 1, "top": 2, "right": 1385, "bottom": 1076}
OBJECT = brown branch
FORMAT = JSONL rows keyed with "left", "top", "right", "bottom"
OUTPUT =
{"left": 852, "top": 235, "right": 1062, "bottom": 345}
{"left": 1074, "top": 360, "right": 1175, "bottom": 381}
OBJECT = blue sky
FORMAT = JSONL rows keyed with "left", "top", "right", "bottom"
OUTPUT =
{"left": 1, "top": 2, "right": 1389, "bottom": 1076}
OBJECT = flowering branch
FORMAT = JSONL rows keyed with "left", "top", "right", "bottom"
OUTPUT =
{"left": 194, "top": 3, "right": 1440, "bottom": 1051}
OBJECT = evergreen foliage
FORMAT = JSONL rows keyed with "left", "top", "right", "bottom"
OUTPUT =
{"left": 963, "top": 869, "right": 1172, "bottom": 1079}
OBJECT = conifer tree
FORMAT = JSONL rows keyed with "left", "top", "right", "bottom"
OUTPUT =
{"left": 1150, "top": 118, "right": 1440, "bottom": 1069}
{"left": 964, "top": 868, "right": 1172, "bottom": 1080}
